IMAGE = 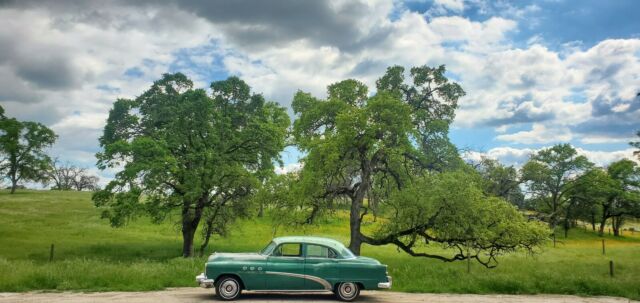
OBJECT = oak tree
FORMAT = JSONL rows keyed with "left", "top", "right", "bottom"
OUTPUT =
{"left": 0, "top": 106, "right": 57, "bottom": 193}
{"left": 93, "top": 74, "right": 289, "bottom": 257}
{"left": 602, "top": 159, "right": 640, "bottom": 236}
{"left": 286, "top": 65, "right": 548, "bottom": 266}
{"left": 521, "top": 144, "right": 592, "bottom": 233}
{"left": 46, "top": 159, "right": 100, "bottom": 191}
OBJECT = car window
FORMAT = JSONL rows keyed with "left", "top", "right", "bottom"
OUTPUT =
{"left": 273, "top": 243, "right": 302, "bottom": 257}
{"left": 306, "top": 244, "right": 338, "bottom": 258}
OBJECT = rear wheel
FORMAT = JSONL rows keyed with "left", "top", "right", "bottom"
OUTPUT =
{"left": 215, "top": 276, "right": 242, "bottom": 301}
{"left": 335, "top": 282, "right": 360, "bottom": 301}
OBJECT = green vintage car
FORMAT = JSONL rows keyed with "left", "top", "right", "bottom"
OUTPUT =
{"left": 196, "top": 236, "right": 392, "bottom": 301}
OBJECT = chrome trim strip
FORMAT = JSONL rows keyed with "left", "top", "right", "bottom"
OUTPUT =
{"left": 265, "top": 271, "right": 332, "bottom": 290}
{"left": 268, "top": 256, "right": 304, "bottom": 260}
{"left": 250, "top": 290, "right": 332, "bottom": 293}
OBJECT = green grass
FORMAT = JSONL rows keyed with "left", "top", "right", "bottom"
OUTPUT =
{"left": 1, "top": 190, "right": 639, "bottom": 299}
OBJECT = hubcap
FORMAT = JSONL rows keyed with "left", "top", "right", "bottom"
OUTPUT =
{"left": 339, "top": 282, "right": 357, "bottom": 298}
{"left": 219, "top": 279, "right": 239, "bottom": 298}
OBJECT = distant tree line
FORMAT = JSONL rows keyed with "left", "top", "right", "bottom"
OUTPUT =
{"left": 474, "top": 143, "right": 640, "bottom": 238}
{"left": 0, "top": 105, "right": 100, "bottom": 193}
{"left": 45, "top": 159, "right": 99, "bottom": 191}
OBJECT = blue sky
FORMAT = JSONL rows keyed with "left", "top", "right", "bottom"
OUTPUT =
{"left": 0, "top": 0, "right": 639, "bottom": 183}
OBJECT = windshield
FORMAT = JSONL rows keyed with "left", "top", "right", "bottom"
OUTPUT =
{"left": 341, "top": 247, "right": 356, "bottom": 259}
{"left": 259, "top": 241, "right": 276, "bottom": 255}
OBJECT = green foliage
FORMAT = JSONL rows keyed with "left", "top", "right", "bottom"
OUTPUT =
{"left": 376, "top": 65, "right": 465, "bottom": 171}
{"left": 521, "top": 144, "right": 593, "bottom": 228}
{"left": 566, "top": 168, "right": 610, "bottom": 228}
{"left": 474, "top": 157, "right": 524, "bottom": 208}
{"left": 1, "top": 190, "right": 639, "bottom": 300}
{"left": 604, "top": 160, "right": 640, "bottom": 229}
{"left": 0, "top": 105, "right": 57, "bottom": 193}
{"left": 287, "top": 65, "right": 547, "bottom": 264}
{"left": 375, "top": 171, "right": 548, "bottom": 267}
{"left": 93, "top": 74, "right": 289, "bottom": 256}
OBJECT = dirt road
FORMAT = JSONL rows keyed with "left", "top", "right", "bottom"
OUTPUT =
{"left": 0, "top": 288, "right": 636, "bottom": 303}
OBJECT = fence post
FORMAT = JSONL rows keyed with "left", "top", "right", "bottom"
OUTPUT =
{"left": 609, "top": 260, "right": 614, "bottom": 277}
{"left": 553, "top": 233, "right": 556, "bottom": 248}
{"left": 49, "top": 244, "right": 54, "bottom": 262}
{"left": 602, "top": 239, "right": 605, "bottom": 255}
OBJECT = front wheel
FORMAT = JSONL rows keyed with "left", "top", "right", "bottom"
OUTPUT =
{"left": 216, "top": 276, "right": 242, "bottom": 301}
{"left": 335, "top": 282, "right": 360, "bottom": 301}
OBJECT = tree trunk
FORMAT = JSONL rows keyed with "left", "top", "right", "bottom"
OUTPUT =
{"left": 563, "top": 209, "right": 571, "bottom": 238}
{"left": 549, "top": 194, "right": 558, "bottom": 229}
{"left": 257, "top": 200, "right": 264, "bottom": 218}
{"left": 598, "top": 217, "right": 607, "bottom": 236}
{"left": 612, "top": 216, "right": 623, "bottom": 237}
{"left": 199, "top": 217, "right": 214, "bottom": 257}
{"left": 598, "top": 204, "right": 611, "bottom": 236}
{"left": 348, "top": 196, "right": 363, "bottom": 255}
{"left": 9, "top": 171, "right": 17, "bottom": 194}
{"left": 181, "top": 195, "right": 207, "bottom": 258}
{"left": 182, "top": 224, "right": 196, "bottom": 258}
{"left": 590, "top": 213, "right": 596, "bottom": 231}
{"left": 348, "top": 155, "right": 372, "bottom": 256}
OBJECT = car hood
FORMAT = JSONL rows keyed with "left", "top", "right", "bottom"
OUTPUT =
{"left": 207, "top": 252, "right": 267, "bottom": 262}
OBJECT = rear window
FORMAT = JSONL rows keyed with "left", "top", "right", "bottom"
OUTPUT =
{"left": 306, "top": 244, "right": 337, "bottom": 258}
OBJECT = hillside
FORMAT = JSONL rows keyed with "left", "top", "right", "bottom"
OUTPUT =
{"left": 0, "top": 190, "right": 639, "bottom": 299}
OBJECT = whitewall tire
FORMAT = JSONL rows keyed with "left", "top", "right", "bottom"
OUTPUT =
{"left": 335, "top": 282, "right": 360, "bottom": 301}
{"left": 216, "top": 276, "right": 242, "bottom": 301}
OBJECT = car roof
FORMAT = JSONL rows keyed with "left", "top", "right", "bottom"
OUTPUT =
{"left": 272, "top": 236, "right": 347, "bottom": 251}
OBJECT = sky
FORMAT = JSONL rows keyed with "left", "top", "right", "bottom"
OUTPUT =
{"left": 1, "top": 0, "right": 639, "bottom": 184}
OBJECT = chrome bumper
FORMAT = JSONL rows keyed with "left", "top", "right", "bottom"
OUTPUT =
{"left": 196, "top": 273, "right": 214, "bottom": 288}
{"left": 378, "top": 275, "right": 392, "bottom": 289}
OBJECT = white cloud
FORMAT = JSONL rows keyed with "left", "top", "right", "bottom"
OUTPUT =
{"left": 465, "top": 146, "right": 637, "bottom": 168}
{"left": 1, "top": 0, "right": 639, "bottom": 184}
{"left": 463, "top": 146, "right": 535, "bottom": 166}
{"left": 275, "top": 163, "right": 303, "bottom": 175}
{"left": 575, "top": 147, "right": 638, "bottom": 167}
{"left": 496, "top": 124, "right": 572, "bottom": 144}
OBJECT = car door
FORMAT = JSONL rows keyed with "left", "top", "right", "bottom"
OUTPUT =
{"left": 303, "top": 244, "right": 339, "bottom": 291}
{"left": 265, "top": 242, "right": 305, "bottom": 290}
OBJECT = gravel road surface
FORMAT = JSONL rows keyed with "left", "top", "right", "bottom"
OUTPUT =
{"left": 0, "top": 288, "right": 636, "bottom": 303}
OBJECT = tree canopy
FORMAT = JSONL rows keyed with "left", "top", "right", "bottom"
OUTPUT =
{"left": 601, "top": 159, "right": 640, "bottom": 235}
{"left": 474, "top": 157, "right": 524, "bottom": 208}
{"left": 521, "top": 144, "right": 593, "bottom": 231}
{"left": 46, "top": 159, "right": 100, "bottom": 191}
{"left": 275, "top": 65, "right": 548, "bottom": 266}
{"left": 0, "top": 105, "right": 57, "bottom": 194}
{"left": 93, "top": 73, "right": 289, "bottom": 257}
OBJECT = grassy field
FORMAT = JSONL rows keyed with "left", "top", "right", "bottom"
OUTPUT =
{"left": 0, "top": 190, "right": 639, "bottom": 299}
